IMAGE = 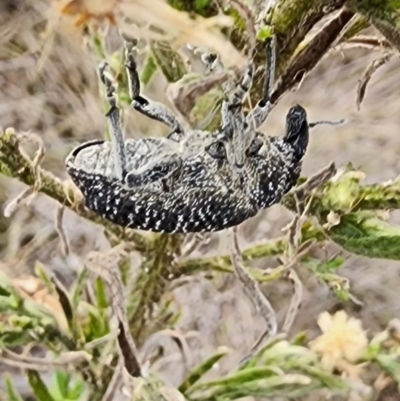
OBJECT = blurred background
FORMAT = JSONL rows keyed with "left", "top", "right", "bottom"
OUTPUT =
{"left": 1, "top": 0, "right": 400, "bottom": 398}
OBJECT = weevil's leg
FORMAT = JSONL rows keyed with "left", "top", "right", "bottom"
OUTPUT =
{"left": 228, "top": 62, "right": 254, "bottom": 110}
{"left": 220, "top": 61, "right": 254, "bottom": 135}
{"left": 246, "top": 37, "right": 276, "bottom": 129}
{"left": 124, "top": 39, "right": 185, "bottom": 141}
{"left": 125, "top": 153, "right": 182, "bottom": 188}
{"left": 98, "top": 62, "right": 127, "bottom": 181}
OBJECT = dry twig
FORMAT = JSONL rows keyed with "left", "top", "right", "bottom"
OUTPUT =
{"left": 282, "top": 269, "right": 303, "bottom": 333}
{"left": 229, "top": 226, "right": 277, "bottom": 337}
{"left": 356, "top": 53, "right": 395, "bottom": 110}
{"left": 55, "top": 204, "right": 70, "bottom": 257}
{"left": 0, "top": 349, "right": 91, "bottom": 371}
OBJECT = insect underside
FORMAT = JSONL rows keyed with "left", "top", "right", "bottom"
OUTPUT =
{"left": 65, "top": 37, "right": 340, "bottom": 233}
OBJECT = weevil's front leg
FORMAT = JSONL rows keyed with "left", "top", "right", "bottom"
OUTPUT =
{"left": 246, "top": 37, "right": 276, "bottom": 129}
{"left": 98, "top": 62, "right": 127, "bottom": 181}
{"left": 229, "top": 62, "right": 254, "bottom": 109}
{"left": 124, "top": 40, "right": 185, "bottom": 142}
{"left": 124, "top": 153, "right": 182, "bottom": 190}
{"left": 220, "top": 61, "right": 254, "bottom": 138}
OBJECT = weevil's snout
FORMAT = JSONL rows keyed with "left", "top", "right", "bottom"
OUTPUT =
{"left": 284, "top": 104, "right": 309, "bottom": 160}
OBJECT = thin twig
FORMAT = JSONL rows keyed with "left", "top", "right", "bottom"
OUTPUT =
{"left": 180, "top": 233, "right": 211, "bottom": 259}
{"left": 229, "top": 227, "right": 277, "bottom": 336}
{"left": 55, "top": 204, "right": 70, "bottom": 257}
{"left": 3, "top": 186, "right": 35, "bottom": 218}
{"left": 0, "top": 349, "right": 91, "bottom": 371}
{"left": 101, "top": 361, "right": 123, "bottom": 401}
{"left": 356, "top": 52, "right": 395, "bottom": 110}
{"left": 282, "top": 269, "right": 303, "bottom": 333}
{"left": 290, "top": 162, "right": 337, "bottom": 214}
{"left": 15, "top": 130, "right": 45, "bottom": 190}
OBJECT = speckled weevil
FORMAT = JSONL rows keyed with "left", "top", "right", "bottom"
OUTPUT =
{"left": 65, "top": 37, "right": 342, "bottom": 233}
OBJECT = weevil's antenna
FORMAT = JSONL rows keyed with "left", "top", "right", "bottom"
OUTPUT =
{"left": 309, "top": 118, "right": 346, "bottom": 128}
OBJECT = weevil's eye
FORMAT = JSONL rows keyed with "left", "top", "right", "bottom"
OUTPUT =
{"left": 206, "top": 141, "right": 226, "bottom": 159}
{"left": 246, "top": 137, "right": 263, "bottom": 156}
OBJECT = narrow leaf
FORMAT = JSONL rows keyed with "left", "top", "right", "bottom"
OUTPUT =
{"left": 329, "top": 212, "right": 400, "bottom": 260}
{"left": 94, "top": 277, "right": 108, "bottom": 309}
{"left": 140, "top": 54, "right": 158, "bottom": 85}
{"left": 71, "top": 267, "right": 89, "bottom": 311}
{"left": 27, "top": 370, "right": 56, "bottom": 401}
{"left": 196, "top": 374, "right": 316, "bottom": 400}
{"left": 179, "top": 347, "right": 230, "bottom": 393}
{"left": 54, "top": 370, "right": 70, "bottom": 399}
{"left": 3, "top": 374, "right": 24, "bottom": 401}
{"left": 188, "top": 366, "right": 279, "bottom": 393}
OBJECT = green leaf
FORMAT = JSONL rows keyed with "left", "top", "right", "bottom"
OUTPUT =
{"left": 0, "top": 284, "right": 11, "bottom": 296}
{"left": 310, "top": 256, "right": 345, "bottom": 273}
{"left": 297, "top": 365, "right": 348, "bottom": 391}
{"left": 238, "top": 335, "right": 287, "bottom": 370}
{"left": 328, "top": 212, "right": 400, "bottom": 260}
{"left": 54, "top": 370, "right": 71, "bottom": 399}
{"left": 260, "top": 341, "right": 317, "bottom": 367}
{"left": 374, "top": 354, "right": 400, "bottom": 384}
{"left": 188, "top": 366, "right": 280, "bottom": 394}
{"left": 85, "top": 309, "right": 108, "bottom": 342}
{"left": 27, "top": 370, "right": 56, "bottom": 401}
{"left": 140, "top": 54, "right": 158, "bottom": 85}
{"left": 50, "top": 371, "right": 86, "bottom": 401}
{"left": 179, "top": 347, "right": 230, "bottom": 393}
{"left": 192, "top": 374, "right": 319, "bottom": 400}
{"left": 257, "top": 25, "right": 272, "bottom": 41}
{"left": 67, "top": 377, "right": 86, "bottom": 400}
{"left": 34, "top": 263, "right": 54, "bottom": 292}
{"left": 150, "top": 41, "right": 187, "bottom": 83}
{"left": 0, "top": 326, "right": 34, "bottom": 346}
{"left": 94, "top": 277, "right": 108, "bottom": 309}
{"left": 193, "top": 0, "right": 211, "bottom": 15}
{"left": 3, "top": 374, "right": 24, "bottom": 401}
{"left": 71, "top": 267, "right": 89, "bottom": 311}
{"left": 290, "top": 331, "right": 308, "bottom": 346}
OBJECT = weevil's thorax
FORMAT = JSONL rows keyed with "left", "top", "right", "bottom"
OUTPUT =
{"left": 180, "top": 129, "right": 221, "bottom": 156}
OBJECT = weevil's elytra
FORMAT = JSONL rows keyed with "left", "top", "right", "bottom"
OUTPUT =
{"left": 65, "top": 36, "right": 342, "bottom": 233}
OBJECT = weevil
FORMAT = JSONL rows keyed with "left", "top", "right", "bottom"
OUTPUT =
{"left": 65, "top": 38, "right": 342, "bottom": 233}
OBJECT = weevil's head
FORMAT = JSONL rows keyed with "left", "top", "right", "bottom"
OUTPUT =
{"left": 203, "top": 104, "right": 310, "bottom": 172}
{"left": 283, "top": 104, "right": 309, "bottom": 161}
